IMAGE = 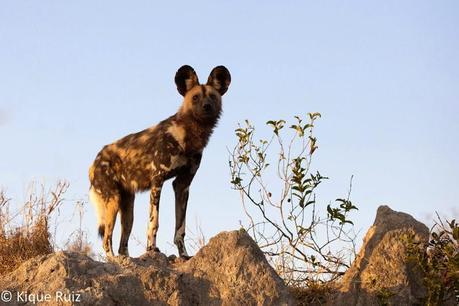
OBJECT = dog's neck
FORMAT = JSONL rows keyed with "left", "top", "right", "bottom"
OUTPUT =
{"left": 175, "top": 110, "right": 220, "bottom": 153}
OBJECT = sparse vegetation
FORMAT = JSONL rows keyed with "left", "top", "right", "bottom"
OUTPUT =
{"left": 64, "top": 199, "right": 95, "bottom": 257}
{"left": 0, "top": 182, "right": 67, "bottom": 275}
{"left": 187, "top": 219, "right": 207, "bottom": 254}
{"left": 289, "top": 280, "right": 335, "bottom": 306}
{"left": 229, "top": 114, "right": 459, "bottom": 304}
{"left": 405, "top": 213, "right": 459, "bottom": 305}
{"left": 0, "top": 181, "right": 94, "bottom": 274}
{"left": 229, "top": 114, "right": 358, "bottom": 286}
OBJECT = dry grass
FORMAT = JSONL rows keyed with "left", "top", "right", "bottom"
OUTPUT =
{"left": 289, "top": 281, "right": 336, "bottom": 306}
{"left": 64, "top": 199, "right": 95, "bottom": 258}
{"left": 187, "top": 218, "right": 207, "bottom": 254}
{"left": 65, "top": 230, "right": 94, "bottom": 257}
{"left": 0, "top": 181, "right": 69, "bottom": 275}
{"left": 0, "top": 218, "right": 53, "bottom": 275}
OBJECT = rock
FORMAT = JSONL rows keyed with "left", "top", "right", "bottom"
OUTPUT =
{"left": 0, "top": 230, "right": 294, "bottom": 306}
{"left": 329, "top": 205, "right": 430, "bottom": 306}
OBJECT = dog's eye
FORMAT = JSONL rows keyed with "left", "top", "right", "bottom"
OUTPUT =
{"left": 192, "top": 95, "right": 199, "bottom": 102}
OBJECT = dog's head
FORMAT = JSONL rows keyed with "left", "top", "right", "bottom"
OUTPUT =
{"left": 175, "top": 65, "right": 231, "bottom": 123}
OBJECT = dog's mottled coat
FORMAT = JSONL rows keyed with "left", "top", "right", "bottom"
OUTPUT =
{"left": 89, "top": 65, "right": 231, "bottom": 258}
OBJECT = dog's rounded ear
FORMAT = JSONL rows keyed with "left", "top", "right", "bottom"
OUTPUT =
{"left": 207, "top": 66, "right": 231, "bottom": 96}
{"left": 175, "top": 65, "right": 199, "bottom": 96}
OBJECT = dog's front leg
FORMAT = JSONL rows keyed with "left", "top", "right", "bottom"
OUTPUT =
{"left": 146, "top": 181, "right": 163, "bottom": 252}
{"left": 172, "top": 172, "right": 195, "bottom": 259}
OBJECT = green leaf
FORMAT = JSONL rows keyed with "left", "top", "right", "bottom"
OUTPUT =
{"left": 308, "top": 112, "right": 322, "bottom": 120}
{"left": 230, "top": 177, "right": 242, "bottom": 185}
{"left": 299, "top": 198, "right": 305, "bottom": 208}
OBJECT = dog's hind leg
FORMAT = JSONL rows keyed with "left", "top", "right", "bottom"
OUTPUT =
{"left": 103, "top": 193, "right": 120, "bottom": 258}
{"left": 119, "top": 190, "right": 135, "bottom": 256}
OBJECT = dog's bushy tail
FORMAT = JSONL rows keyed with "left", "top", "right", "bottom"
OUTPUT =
{"left": 89, "top": 186, "right": 106, "bottom": 238}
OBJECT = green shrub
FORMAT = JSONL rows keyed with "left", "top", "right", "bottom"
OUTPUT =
{"left": 405, "top": 215, "right": 459, "bottom": 305}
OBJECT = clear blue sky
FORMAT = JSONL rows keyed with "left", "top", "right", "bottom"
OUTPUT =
{"left": 1, "top": 1, "right": 458, "bottom": 257}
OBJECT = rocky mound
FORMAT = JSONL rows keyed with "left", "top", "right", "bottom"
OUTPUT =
{"left": 0, "top": 230, "right": 294, "bottom": 306}
{"left": 328, "top": 205, "right": 430, "bottom": 305}
{"left": 2, "top": 206, "right": 451, "bottom": 306}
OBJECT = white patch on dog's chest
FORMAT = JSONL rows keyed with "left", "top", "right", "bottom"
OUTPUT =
{"left": 167, "top": 123, "right": 186, "bottom": 150}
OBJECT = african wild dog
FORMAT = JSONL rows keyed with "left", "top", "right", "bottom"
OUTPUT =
{"left": 89, "top": 65, "right": 231, "bottom": 258}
